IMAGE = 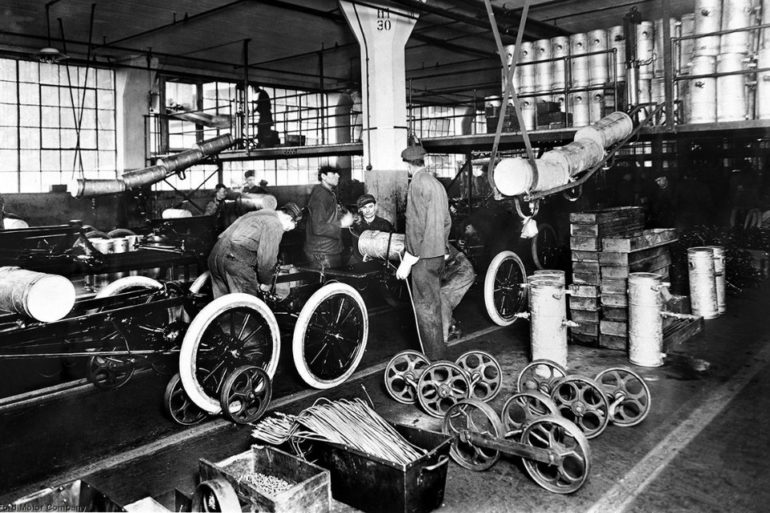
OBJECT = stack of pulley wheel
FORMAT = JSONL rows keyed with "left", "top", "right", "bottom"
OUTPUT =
{"left": 516, "top": 359, "right": 652, "bottom": 439}
{"left": 383, "top": 350, "right": 502, "bottom": 418}
{"left": 441, "top": 398, "right": 591, "bottom": 493}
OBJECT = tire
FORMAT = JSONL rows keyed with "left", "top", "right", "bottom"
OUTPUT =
{"left": 95, "top": 276, "right": 163, "bottom": 298}
{"left": 484, "top": 250, "right": 528, "bottom": 326}
{"left": 188, "top": 271, "right": 211, "bottom": 294}
{"left": 191, "top": 479, "right": 241, "bottom": 513}
{"left": 530, "top": 222, "right": 559, "bottom": 270}
{"left": 107, "top": 228, "right": 137, "bottom": 238}
{"left": 292, "top": 282, "right": 368, "bottom": 389}
{"left": 85, "top": 230, "right": 110, "bottom": 239}
{"left": 179, "top": 293, "right": 280, "bottom": 414}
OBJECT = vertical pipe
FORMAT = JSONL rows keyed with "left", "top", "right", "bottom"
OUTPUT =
{"left": 242, "top": 38, "right": 250, "bottom": 151}
{"left": 319, "top": 49, "right": 326, "bottom": 145}
{"left": 662, "top": 1, "right": 674, "bottom": 129}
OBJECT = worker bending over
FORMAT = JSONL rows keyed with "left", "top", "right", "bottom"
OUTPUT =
{"left": 208, "top": 203, "right": 302, "bottom": 298}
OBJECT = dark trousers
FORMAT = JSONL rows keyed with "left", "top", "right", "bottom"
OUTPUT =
{"left": 304, "top": 251, "right": 343, "bottom": 270}
{"left": 208, "top": 242, "right": 259, "bottom": 299}
{"left": 440, "top": 253, "right": 476, "bottom": 342}
{"left": 411, "top": 256, "right": 447, "bottom": 360}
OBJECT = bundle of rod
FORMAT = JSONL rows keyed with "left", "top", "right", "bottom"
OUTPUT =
{"left": 252, "top": 398, "right": 425, "bottom": 466}
{"left": 70, "top": 134, "right": 234, "bottom": 198}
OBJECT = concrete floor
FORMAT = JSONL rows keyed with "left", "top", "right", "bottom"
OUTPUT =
{"left": 1, "top": 281, "right": 769, "bottom": 512}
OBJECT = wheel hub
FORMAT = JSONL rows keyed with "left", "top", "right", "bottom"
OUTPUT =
{"left": 439, "top": 384, "right": 452, "bottom": 398}
{"left": 573, "top": 401, "right": 586, "bottom": 416}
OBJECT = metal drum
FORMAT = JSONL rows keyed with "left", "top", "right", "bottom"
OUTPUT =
{"left": 519, "top": 42, "right": 536, "bottom": 93}
{"left": 534, "top": 39, "right": 552, "bottom": 93}
{"left": 763, "top": 0, "right": 770, "bottom": 49}
{"left": 553, "top": 93, "right": 566, "bottom": 113}
{"left": 589, "top": 91, "right": 604, "bottom": 123}
{"left": 503, "top": 44, "right": 518, "bottom": 92}
{"left": 551, "top": 36, "right": 569, "bottom": 91}
{"left": 637, "top": 78, "right": 652, "bottom": 121}
{"left": 570, "top": 92, "right": 590, "bottom": 127}
{"left": 520, "top": 97, "right": 536, "bottom": 130}
{"left": 720, "top": 0, "right": 754, "bottom": 54}
{"left": 588, "top": 29, "right": 609, "bottom": 86}
{"left": 688, "top": 55, "right": 717, "bottom": 123}
{"left": 528, "top": 276, "right": 568, "bottom": 368}
{"left": 687, "top": 247, "right": 719, "bottom": 319}
{"left": 717, "top": 53, "right": 748, "bottom": 121}
{"left": 570, "top": 33, "right": 589, "bottom": 88}
{"left": 758, "top": 48, "right": 770, "bottom": 119}
{"left": 653, "top": 18, "right": 677, "bottom": 78}
{"left": 357, "top": 230, "right": 405, "bottom": 261}
{"left": 679, "top": 13, "right": 696, "bottom": 73}
{"left": 652, "top": 77, "right": 666, "bottom": 122}
{"left": 703, "top": 245, "right": 726, "bottom": 314}
{"left": 532, "top": 269, "right": 566, "bottom": 286}
{"left": 694, "top": 0, "right": 723, "bottom": 56}
{"left": 574, "top": 111, "right": 633, "bottom": 148}
{"left": 0, "top": 267, "right": 76, "bottom": 323}
{"left": 628, "top": 272, "right": 666, "bottom": 367}
{"left": 541, "top": 138, "right": 604, "bottom": 177}
{"left": 493, "top": 157, "right": 570, "bottom": 196}
{"left": 637, "top": 21, "right": 655, "bottom": 80}
{"left": 608, "top": 25, "right": 626, "bottom": 83}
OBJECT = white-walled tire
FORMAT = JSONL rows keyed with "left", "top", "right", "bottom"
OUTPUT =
{"left": 180, "top": 293, "right": 280, "bottom": 413}
{"left": 292, "top": 282, "right": 368, "bottom": 389}
{"left": 95, "top": 276, "right": 163, "bottom": 298}
{"left": 484, "top": 250, "right": 527, "bottom": 326}
{"left": 188, "top": 271, "right": 211, "bottom": 294}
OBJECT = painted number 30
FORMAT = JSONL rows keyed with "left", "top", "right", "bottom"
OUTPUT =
{"left": 377, "top": 19, "right": 391, "bottom": 31}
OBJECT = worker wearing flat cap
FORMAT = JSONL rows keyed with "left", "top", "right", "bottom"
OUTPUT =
{"left": 242, "top": 170, "right": 266, "bottom": 194}
{"left": 396, "top": 143, "right": 452, "bottom": 360}
{"left": 304, "top": 164, "right": 354, "bottom": 269}
{"left": 208, "top": 203, "right": 302, "bottom": 298}
{"left": 349, "top": 193, "right": 394, "bottom": 265}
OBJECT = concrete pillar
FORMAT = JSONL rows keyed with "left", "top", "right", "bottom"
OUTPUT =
{"left": 115, "top": 56, "right": 158, "bottom": 172}
{"left": 340, "top": 2, "right": 417, "bottom": 228}
{"left": 328, "top": 91, "right": 353, "bottom": 182}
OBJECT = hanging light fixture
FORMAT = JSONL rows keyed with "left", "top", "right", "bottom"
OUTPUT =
{"left": 38, "top": 2, "right": 68, "bottom": 63}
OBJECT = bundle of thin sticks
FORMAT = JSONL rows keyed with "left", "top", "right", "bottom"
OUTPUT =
{"left": 252, "top": 398, "right": 425, "bottom": 466}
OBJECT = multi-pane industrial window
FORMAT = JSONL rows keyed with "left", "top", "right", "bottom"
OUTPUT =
{"left": 0, "top": 57, "right": 117, "bottom": 193}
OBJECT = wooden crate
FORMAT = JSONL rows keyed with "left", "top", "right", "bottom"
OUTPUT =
{"left": 599, "top": 333, "right": 628, "bottom": 351}
{"left": 570, "top": 236, "right": 601, "bottom": 251}
{"left": 602, "top": 228, "right": 678, "bottom": 253}
{"left": 599, "top": 245, "right": 670, "bottom": 266}
{"left": 600, "top": 320, "right": 628, "bottom": 337}
{"left": 601, "top": 293, "right": 628, "bottom": 307}
{"left": 602, "top": 306, "right": 628, "bottom": 321}
{"left": 572, "top": 320, "right": 599, "bottom": 336}
{"left": 569, "top": 284, "right": 600, "bottom": 297}
{"left": 200, "top": 446, "right": 331, "bottom": 513}
{"left": 569, "top": 296, "right": 599, "bottom": 310}
{"left": 601, "top": 251, "right": 672, "bottom": 279}
{"left": 571, "top": 332, "right": 599, "bottom": 346}
{"left": 600, "top": 278, "right": 627, "bottom": 294}
{"left": 573, "top": 261, "right": 600, "bottom": 274}
{"left": 573, "top": 272, "right": 601, "bottom": 285}
{"left": 570, "top": 309, "right": 600, "bottom": 323}
{"left": 569, "top": 220, "right": 644, "bottom": 238}
{"left": 571, "top": 250, "right": 600, "bottom": 262}
{"left": 569, "top": 207, "right": 644, "bottom": 226}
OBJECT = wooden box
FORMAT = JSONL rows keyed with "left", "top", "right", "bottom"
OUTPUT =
{"left": 570, "top": 309, "right": 600, "bottom": 323}
{"left": 569, "top": 206, "right": 644, "bottom": 226}
{"left": 571, "top": 320, "right": 599, "bottom": 337}
{"left": 599, "top": 333, "right": 628, "bottom": 351}
{"left": 601, "top": 306, "right": 628, "bottom": 321}
{"left": 600, "top": 319, "right": 628, "bottom": 337}
{"left": 600, "top": 293, "right": 628, "bottom": 307}
{"left": 569, "top": 296, "right": 599, "bottom": 310}
{"left": 602, "top": 228, "right": 678, "bottom": 253}
{"left": 570, "top": 332, "right": 599, "bottom": 346}
{"left": 569, "top": 284, "right": 600, "bottom": 297}
{"left": 11, "top": 480, "right": 125, "bottom": 512}
{"left": 200, "top": 445, "right": 331, "bottom": 513}
{"left": 571, "top": 250, "right": 600, "bottom": 262}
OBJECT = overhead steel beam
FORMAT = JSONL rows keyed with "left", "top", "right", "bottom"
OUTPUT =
{"left": 441, "top": 0, "right": 567, "bottom": 38}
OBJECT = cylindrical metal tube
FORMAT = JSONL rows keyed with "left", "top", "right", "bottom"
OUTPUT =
{"left": 0, "top": 266, "right": 76, "bottom": 322}
{"left": 688, "top": 55, "right": 717, "bottom": 123}
{"left": 758, "top": 48, "right": 770, "bottom": 119}
{"left": 703, "top": 245, "right": 726, "bottom": 314}
{"left": 528, "top": 277, "right": 568, "bottom": 368}
{"left": 534, "top": 38, "right": 553, "bottom": 93}
{"left": 196, "top": 134, "right": 235, "bottom": 155}
{"left": 570, "top": 92, "right": 590, "bottom": 127}
{"left": 637, "top": 21, "right": 655, "bottom": 79}
{"left": 69, "top": 178, "right": 126, "bottom": 198}
{"left": 694, "top": 0, "right": 723, "bottom": 56}
{"left": 716, "top": 53, "right": 748, "bottom": 122}
{"left": 688, "top": 247, "right": 719, "bottom": 319}
{"left": 493, "top": 157, "right": 570, "bottom": 196}
{"left": 628, "top": 272, "right": 665, "bottom": 367}
{"left": 588, "top": 29, "right": 609, "bottom": 86}
{"left": 720, "top": 0, "right": 754, "bottom": 54}
{"left": 237, "top": 194, "right": 279, "bottom": 212}
{"left": 541, "top": 138, "right": 605, "bottom": 177}
{"left": 121, "top": 165, "right": 170, "bottom": 189}
{"left": 574, "top": 111, "right": 634, "bottom": 148}
{"left": 156, "top": 149, "right": 205, "bottom": 173}
{"left": 570, "top": 33, "right": 589, "bottom": 88}
{"left": 551, "top": 36, "right": 569, "bottom": 91}
{"left": 357, "top": 230, "right": 405, "bottom": 261}
{"left": 609, "top": 25, "right": 627, "bottom": 83}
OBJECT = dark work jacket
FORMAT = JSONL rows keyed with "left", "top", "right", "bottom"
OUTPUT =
{"left": 304, "top": 183, "right": 344, "bottom": 255}
{"left": 211, "top": 210, "right": 284, "bottom": 284}
{"left": 350, "top": 215, "right": 394, "bottom": 263}
{"left": 405, "top": 169, "right": 452, "bottom": 259}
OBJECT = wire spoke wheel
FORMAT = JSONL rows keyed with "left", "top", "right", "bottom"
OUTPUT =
{"left": 550, "top": 376, "right": 610, "bottom": 439}
{"left": 417, "top": 362, "right": 471, "bottom": 418}
{"left": 516, "top": 359, "right": 568, "bottom": 396}
{"left": 521, "top": 415, "right": 592, "bottom": 494}
{"left": 180, "top": 294, "right": 280, "bottom": 414}
{"left": 219, "top": 365, "right": 272, "bottom": 425}
{"left": 531, "top": 222, "right": 561, "bottom": 270}
{"left": 293, "top": 283, "right": 368, "bottom": 389}
{"left": 384, "top": 350, "right": 430, "bottom": 404}
{"left": 595, "top": 367, "right": 652, "bottom": 427}
{"left": 501, "top": 391, "right": 559, "bottom": 440}
{"left": 455, "top": 350, "right": 503, "bottom": 402}
{"left": 442, "top": 399, "right": 504, "bottom": 471}
{"left": 484, "top": 250, "right": 528, "bottom": 326}
{"left": 164, "top": 373, "right": 207, "bottom": 426}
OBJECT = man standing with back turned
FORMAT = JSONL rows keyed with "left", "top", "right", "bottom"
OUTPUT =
{"left": 396, "top": 144, "right": 452, "bottom": 360}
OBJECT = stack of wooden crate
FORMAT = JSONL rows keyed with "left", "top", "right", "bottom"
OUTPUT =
{"left": 568, "top": 207, "right": 645, "bottom": 346}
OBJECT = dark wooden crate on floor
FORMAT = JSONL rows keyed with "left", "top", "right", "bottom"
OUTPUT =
{"left": 599, "top": 333, "right": 628, "bottom": 351}
{"left": 570, "top": 296, "right": 600, "bottom": 310}
{"left": 571, "top": 331, "right": 599, "bottom": 346}
{"left": 569, "top": 284, "right": 600, "bottom": 297}
{"left": 600, "top": 320, "right": 628, "bottom": 337}
{"left": 571, "top": 250, "right": 600, "bottom": 262}
{"left": 600, "top": 293, "right": 628, "bottom": 307}
{"left": 570, "top": 309, "right": 601, "bottom": 323}
{"left": 602, "top": 228, "right": 678, "bottom": 253}
{"left": 602, "top": 306, "right": 628, "bottom": 321}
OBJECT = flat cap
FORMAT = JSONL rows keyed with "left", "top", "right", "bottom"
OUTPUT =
{"left": 280, "top": 202, "right": 303, "bottom": 222}
{"left": 245, "top": 169, "right": 255, "bottom": 178}
{"left": 356, "top": 194, "right": 376, "bottom": 209}
{"left": 401, "top": 144, "right": 426, "bottom": 162}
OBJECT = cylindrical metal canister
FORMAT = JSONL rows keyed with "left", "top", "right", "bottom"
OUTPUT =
{"left": 688, "top": 55, "right": 717, "bottom": 123}
{"left": 535, "top": 38, "right": 552, "bottom": 93}
{"left": 493, "top": 157, "right": 570, "bottom": 196}
{"left": 679, "top": 13, "right": 696, "bottom": 73}
{"left": 155, "top": 149, "right": 205, "bottom": 173}
{"left": 357, "top": 230, "right": 405, "bottom": 261}
{"left": 574, "top": 111, "right": 634, "bottom": 148}
{"left": 653, "top": 18, "right": 677, "bottom": 78}
{"left": 196, "top": 134, "right": 234, "bottom": 155}
{"left": 589, "top": 91, "right": 605, "bottom": 123}
{"left": 551, "top": 36, "right": 569, "bottom": 91}
{"left": 532, "top": 269, "right": 566, "bottom": 286}
{"left": 694, "top": 0, "right": 723, "bottom": 56}
{"left": 570, "top": 33, "right": 589, "bottom": 88}
{"left": 608, "top": 25, "right": 626, "bottom": 83}
{"left": 688, "top": 247, "right": 719, "bottom": 319}
{"left": 720, "top": 0, "right": 754, "bottom": 54}
{"left": 122, "top": 165, "right": 170, "bottom": 190}
{"left": 758, "top": 48, "right": 770, "bottom": 119}
{"left": 69, "top": 178, "right": 126, "bottom": 198}
{"left": 588, "top": 29, "right": 609, "bottom": 86}
{"left": 519, "top": 42, "right": 536, "bottom": 93}
{"left": 125, "top": 235, "right": 140, "bottom": 252}
{"left": 528, "top": 276, "right": 568, "bottom": 368}
{"left": 717, "top": 53, "right": 748, "bottom": 121}
{"left": 520, "top": 97, "right": 537, "bottom": 131}
{"left": 0, "top": 266, "right": 76, "bottom": 323}
{"left": 637, "top": 78, "right": 652, "bottom": 121}
{"left": 541, "top": 138, "right": 605, "bottom": 177}
{"left": 762, "top": 0, "right": 770, "bottom": 49}
{"left": 161, "top": 208, "right": 193, "bottom": 219}
{"left": 703, "top": 245, "right": 726, "bottom": 314}
{"left": 628, "top": 272, "right": 665, "bottom": 367}
{"left": 111, "top": 237, "right": 129, "bottom": 254}
{"left": 637, "top": 21, "right": 655, "bottom": 79}
{"left": 569, "top": 92, "right": 590, "bottom": 127}
{"left": 651, "top": 76, "right": 666, "bottom": 123}
{"left": 238, "top": 193, "right": 278, "bottom": 212}
{"left": 88, "top": 237, "right": 114, "bottom": 290}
